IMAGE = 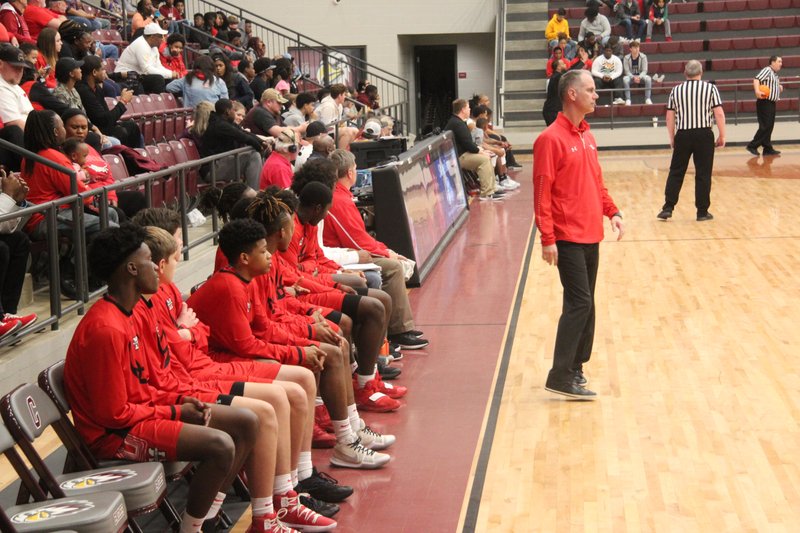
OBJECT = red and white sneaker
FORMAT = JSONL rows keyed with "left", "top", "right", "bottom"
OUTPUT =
{"left": 3, "top": 312, "right": 36, "bottom": 329}
{"left": 354, "top": 380, "right": 400, "bottom": 412}
{"left": 274, "top": 490, "right": 337, "bottom": 532}
{"left": 246, "top": 510, "right": 299, "bottom": 532}
{"left": 314, "top": 404, "right": 333, "bottom": 433}
{"left": 373, "top": 373, "right": 407, "bottom": 399}
{"left": 0, "top": 319, "right": 21, "bottom": 340}
{"left": 312, "top": 422, "right": 335, "bottom": 449}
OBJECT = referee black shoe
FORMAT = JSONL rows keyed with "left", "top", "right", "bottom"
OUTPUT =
{"left": 746, "top": 146, "right": 759, "bottom": 156}
{"left": 657, "top": 208, "right": 673, "bottom": 220}
{"left": 545, "top": 381, "right": 597, "bottom": 400}
{"left": 696, "top": 212, "right": 714, "bottom": 221}
{"left": 763, "top": 149, "right": 781, "bottom": 156}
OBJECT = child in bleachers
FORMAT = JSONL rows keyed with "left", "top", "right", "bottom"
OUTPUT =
{"left": 62, "top": 137, "right": 90, "bottom": 185}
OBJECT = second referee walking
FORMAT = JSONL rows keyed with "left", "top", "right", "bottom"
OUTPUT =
{"left": 657, "top": 60, "right": 726, "bottom": 222}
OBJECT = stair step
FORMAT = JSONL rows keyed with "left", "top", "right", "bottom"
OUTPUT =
{"left": 505, "top": 39, "right": 544, "bottom": 52}
{"left": 507, "top": 2, "right": 548, "bottom": 14}
{"left": 504, "top": 79, "right": 546, "bottom": 92}
{"left": 505, "top": 58, "right": 547, "bottom": 71}
{"left": 505, "top": 111, "right": 544, "bottom": 121}
{"left": 504, "top": 98, "right": 545, "bottom": 112}
{"left": 506, "top": 20, "right": 546, "bottom": 33}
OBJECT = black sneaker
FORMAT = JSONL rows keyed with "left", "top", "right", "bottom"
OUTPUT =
{"left": 573, "top": 369, "right": 587, "bottom": 386}
{"left": 299, "top": 493, "right": 340, "bottom": 518}
{"left": 696, "top": 212, "right": 714, "bottom": 221}
{"left": 378, "top": 359, "right": 402, "bottom": 380}
{"left": 294, "top": 468, "right": 354, "bottom": 503}
{"left": 763, "top": 149, "right": 781, "bottom": 156}
{"left": 746, "top": 146, "right": 759, "bottom": 156}
{"left": 387, "top": 332, "right": 429, "bottom": 350}
{"left": 545, "top": 381, "right": 597, "bottom": 400}
{"left": 408, "top": 329, "right": 425, "bottom": 339}
{"left": 657, "top": 208, "right": 673, "bottom": 220}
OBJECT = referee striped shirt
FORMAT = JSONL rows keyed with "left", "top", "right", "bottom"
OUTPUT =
{"left": 667, "top": 79, "right": 723, "bottom": 130}
{"left": 754, "top": 66, "right": 780, "bottom": 102}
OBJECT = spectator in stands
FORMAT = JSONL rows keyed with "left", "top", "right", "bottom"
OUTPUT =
{"left": 356, "top": 84, "right": 380, "bottom": 111}
{"left": 622, "top": 40, "right": 652, "bottom": 105}
{"left": 0, "top": 169, "right": 36, "bottom": 337}
{"left": 293, "top": 120, "right": 327, "bottom": 171}
{"left": 569, "top": 45, "right": 593, "bottom": 71}
{"left": 213, "top": 52, "right": 253, "bottom": 110}
{"left": 34, "top": 26, "right": 58, "bottom": 88}
{"left": 52, "top": 56, "right": 82, "bottom": 108}
{"left": 115, "top": 22, "right": 178, "bottom": 93}
{"left": 158, "top": 33, "right": 185, "bottom": 77}
{"left": 0, "top": 0, "right": 35, "bottom": 45}
{"left": 130, "top": 0, "right": 154, "bottom": 36}
{"left": 259, "top": 128, "right": 298, "bottom": 190}
{"left": 646, "top": 0, "right": 671, "bottom": 43}
{"left": 747, "top": 56, "right": 783, "bottom": 157}
{"left": 578, "top": 6, "right": 610, "bottom": 46}
{"left": 200, "top": 98, "right": 265, "bottom": 190}
{"left": 76, "top": 55, "right": 141, "bottom": 147}
{"left": 614, "top": 0, "right": 646, "bottom": 41}
{"left": 187, "top": 12, "right": 209, "bottom": 49}
{"left": 158, "top": 0, "right": 180, "bottom": 21}
{"left": 316, "top": 84, "right": 357, "bottom": 149}
{"left": 445, "top": 98, "right": 500, "bottom": 201}
{"left": 249, "top": 57, "right": 273, "bottom": 102}
{"left": 0, "top": 44, "right": 33, "bottom": 171}
{"left": 546, "top": 8, "right": 577, "bottom": 58}
{"left": 543, "top": 59, "right": 567, "bottom": 125}
{"left": 166, "top": 54, "right": 227, "bottom": 108}
{"left": 243, "top": 87, "right": 304, "bottom": 139}
{"left": 578, "top": 31, "right": 600, "bottom": 60}
{"left": 591, "top": 43, "right": 624, "bottom": 105}
{"left": 237, "top": 56, "right": 255, "bottom": 85}
{"left": 546, "top": 46, "right": 566, "bottom": 78}
{"left": 23, "top": 0, "right": 65, "bottom": 42}
{"left": 247, "top": 36, "right": 266, "bottom": 59}
{"left": 284, "top": 91, "right": 316, "bottom": 127}
{"left": 180, "top": 101, "right": 211, "bottom": 150}
{"left": 64, "top": 0, "right": 108, "bottom": 30}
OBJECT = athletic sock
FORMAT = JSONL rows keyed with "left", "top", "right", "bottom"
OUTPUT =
{"left": 273, "top": 473, "right": 293, "bottom": 496}
{"left": 291, "top": 469, "right": 298, "bottom": 487}
{"left": 356, "top": 368, "right": 376, "bottom": 389}
{"left": 297, "top": 451, "right": 313, "bottom": 481}
{"left": 333, "top": 418, "right": 354, "bottom": 444}
{"left": 315, "top": 396, "right": 324, "bottom": 407}
{"left": 347, "top": 403, "right": 360, "bottom": 433}
{"left": 203, "top": 492, "right": 226, "bottom": 520}
{"left": 251, "top": 497, "right": 274, "bottom": 519}
{"left": 179, "top": 511, "right": 205, "bottom": 533}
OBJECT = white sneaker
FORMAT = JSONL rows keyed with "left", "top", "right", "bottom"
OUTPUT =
{"left": 331, "top": 440, "right": 390, "bottom": 469}
{"left": 625, "top": 99, "right": 631, "bottom": 106}
{"left": 500, "top": 178, "right": 520, "bottom": 191}
{"left": 645, "top": 98, "right": 653, "bottom": 105}
{"left": 613, "top": 98, "right": 625, "bottom": 105}
{"left": 357, "top": 420, "right": 396, "bottom": 450}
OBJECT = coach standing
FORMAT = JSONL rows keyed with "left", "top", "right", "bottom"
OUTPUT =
{"left": 746, "top": 56, "right": 783, "bottom": 157}
{"left": 657, "top": 60, "right": 725, "bottom": 222}
{"left": 533, "top": 70, "right": 625, "bottom": 400}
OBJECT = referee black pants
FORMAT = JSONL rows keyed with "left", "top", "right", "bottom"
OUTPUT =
{"left": 748, "top": 99, "right": 776, "bottom": 152}
{"left": 663, "top": 128, "right": 715, "bottom": 215}
{"left": 547, "top": 241, "right": 599, "bottom": 386}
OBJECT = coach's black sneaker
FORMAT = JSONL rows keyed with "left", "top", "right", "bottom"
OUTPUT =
{"left": 378, "top": 359, "right": 402, "bottom": 380}
{"left": 545, "top": 381, "right": 597, "bottom": 400}
{"left": 763, "top": 149, "right": 781, "bottom": 156}
{"left": 408, "top": 329, "right": 425, "bottom": 339}
{"left": 294, "top": 468, "right": 354, "bottom": 503}
{"left": 388, "top": 331, "right": 429, "bottom": 350}
{"left": 299, "top": 494, "right": 340, "bottom": 518}
{"left": 746, "top": 146, "right": 759, "bottom": 156}
{"left": 657, "top": 207, "right": 673, "bottom": 220}
{"left": 573, "top": 369, "right": 587, "bottom": 386}
{"left": 696, "top": 212, "right": 714, "bottom": 221}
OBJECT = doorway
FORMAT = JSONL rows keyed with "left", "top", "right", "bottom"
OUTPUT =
{"left": 414, "top": 45, "right": 457, "bottom": 137}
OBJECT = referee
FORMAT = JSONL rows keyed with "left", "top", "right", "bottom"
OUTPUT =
{"left": 746, "top": 56, "right": 783, "bottom": 157}
{"left": 657, "top": 60, "right": 725, "bottom": 222}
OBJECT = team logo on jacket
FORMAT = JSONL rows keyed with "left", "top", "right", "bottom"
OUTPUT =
{"left": 132, "top": 335, "right": 140, "bottom": 350}
{"left": 166, "top": 297, "right": 174, "bottom": 310}
{"left": 11, "top": 500, "right": 95, "bottom": 523}
{"left": 60, "top": 469, "right": 137, "bottom": 490}
{"left": 247, "top": 301, "right": 251, "bottom": 312}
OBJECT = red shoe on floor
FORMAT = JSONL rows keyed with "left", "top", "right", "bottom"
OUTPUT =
{"left": 373, "top": 372, "right": 407, "bottom": 399}
{"left": 314, "top": 404, "right": 333, "bottom": 433}
{"left": 354, "top": 380, "right": 401, "bottom": 412}
{"left": 246, "top": 510, "right": 298, "bottom": 532}
{"left": 3, "top": 312, "right": 36, "bottom": 330}
{"left": 0, "top": 319, "right": 21, "bottom": 340}
{"left": 274, "top": 490, "right": 337, "bottom": 532}
{"left": 312, "top": 422, "right": 335, "bottom": 448}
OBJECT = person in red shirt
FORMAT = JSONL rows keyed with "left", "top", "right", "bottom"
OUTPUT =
{"left": 533, "top": 70, "right": 625, "bottom": 400}
{"left": 23, "top": 0, "right": 64, "bottom": 41}
{"left": 159, "top": 33, "right": 187, "bottom": 77}
{"left": 326, "top": 149, "right": 429, "bottom": 350}
{"left": 259, "top": 128, "right": 298, "bottom": 190}
{"left": 0, "top": 0, "right": 35, "bottom": 45}
{"left": 64, "top": 224, "right": 262, "bottom": 532}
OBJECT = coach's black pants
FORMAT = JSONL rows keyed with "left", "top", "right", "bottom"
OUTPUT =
{"left": 664, "top": 127, "right": 715, "bottom": 215}
{"left": 547, "top": 241, "right": 599, "bottom": 386}
{"left": 747, "top": 99, "right": 776, "bottom": 152}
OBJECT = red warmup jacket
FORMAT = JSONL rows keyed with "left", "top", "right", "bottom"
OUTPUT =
{"left": 532, "top": 113, "right": 619, "bottom": 247}
{"left": 285, "top": 213, "right": 342, "bottom": 276}
{"left": 64, "top": 297, "right": 182, "bottom": 458}
{"left": 187, "top": 267, "right": 307, "bottom": 365}
{"left": 323, "top": 182, "right": 390, "bottom": 257}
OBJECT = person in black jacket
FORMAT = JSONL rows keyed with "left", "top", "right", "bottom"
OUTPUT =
{"left": 444, "top": 98, "right": 500, "bottom": 200}
{"left": 75, "top": 55, "right": 142, "bottom": 148}
{"left": 200, "top": 98, "right": 265, "bottom": 190}
{"left": 543, "top": 59, "right": 566, "bottom": 125}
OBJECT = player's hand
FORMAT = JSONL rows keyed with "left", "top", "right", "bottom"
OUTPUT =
{"left": 303, "top": 346, "right": 326, "bottom": 372}
{"left": 715, "top": 135, "right": 725, "bottom": 148}
{"left": 176, "top": 302, "right": 198, "bottom": 329}
{"left": 293, "top": 282, "right": 310, "bottom": 295}
{"left": 356, "top": 249, "right": 371, "bottom": 263}
{"left": 312, "top": 322, "right": 339, "bottom": 344}
{"left": 611, "top": 216, "right": 625, "bottom": 241}
{"left": 542, "top": 244, "right": 558, "bottom": 266}
{"left": 180, "top": 397, "right": 210, "bottom": 425}
{"left": 339, "top": 284, "right": 356, "bottom": 295}
{"left": 312, "top": 309, "right": 326, "bottom": 323}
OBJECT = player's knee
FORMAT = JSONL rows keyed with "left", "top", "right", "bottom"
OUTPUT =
{"left": 284, "top": 383, "right": 307, "bottom": 414}
{"left": 359, "top": 296, "right": 385, "bottom": 323}
{"left": 338, "top": 315, "right": 353, "bottom": 337}
{"left": 204, "top": 430, "right": 236, "bottom": 472}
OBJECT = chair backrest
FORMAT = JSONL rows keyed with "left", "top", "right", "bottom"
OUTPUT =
{"left": 180, "top": 137, "right": 200, "bottom": 160}
{"left": 156, "top": 143, "right": 177, "bottom": 166}
{"left": 160, "top": 92, "right": 177, "bottom": 109}
{"left": 38, "top": 360, "right": 69, "bottom": 413}
{"left": 0, "top": 383, "right": 62, "bottom": 442}
{"left": 169, "top": 140, "right": 188, "bottom": 164}
{"left": 103, "top": 154, "right": 130, "bottom": 181}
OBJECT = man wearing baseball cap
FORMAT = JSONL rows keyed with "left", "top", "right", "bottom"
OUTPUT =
{"left": 0, "top": 43, "right": 33, "bottom": 170}
{"left": 249, "top": 57, "right": 274, "bottom": 102}
{"left": 115, "top": 22, "right": 178, "bottom": 93}
{"left": 242, "top": 87, "right": 308, "bottom": 139}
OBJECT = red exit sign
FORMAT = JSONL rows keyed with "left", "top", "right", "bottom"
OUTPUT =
{"left": 458, "top": 72, "right": 467, "bottom": 79}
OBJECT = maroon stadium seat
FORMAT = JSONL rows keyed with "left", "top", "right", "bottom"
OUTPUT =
{"left": 702, "top": 1, "right": 726, "bottom": 12}
{"left": 589, "top": 106, "right": 612, "bottom": 119}
{"left": 774, "top": 16, "right": 796, "bottom": 28}
{"left": 670, "top": 2, "right": 699, "bottom": 14}
{"left": 735, "top": 57, "right": 759, "bottom": 70}
{"left": 778, "top": 35, "right": 800, "bottom": 48}
{"left": 732, "top": 37, "right": 755, "bottom": 51}
{"left": 640, "top": 103, "right": 666, "bottom": 117}
{"left": 782, "top": 56, "right": 800, "bottom": 68}
{"left": 616, "top": 105, "right": 640, "bottom": 118}
{"left": 709, "top": 39, "right": 732, "bottom": 51}
{"left": 102, "top": 154, "right": 130, "bottom": 181}
{"left": 156, "top": 143, "right": 179, "bottom": 206}
{"left": 725, "top": 0, "right": 748, "bottom": 11}
{"left": 740, "top": 100, "right": 757, "bottom": 113}
{"left": 728, "top": 18, "right": 751, "bottom": 31}
{"left": 169, "top": 139, "right": 200, "bottom": 198}
{"left": 747, "top": 0, "right": 770, "bottom": 7}
{"left": 680, "top": 40, "right": 704, "bottom": 53}
{"left": 769, "top": 0, "right": 791, "bottom": 7}
{"left": 658, "top": 41, "right": 681, "bottom": 54}
{"left": 705, "top": 19, "right": 729, "bottom": 32}
{"left": 754, "top": 36, "right": 778, "bottom": 49}
{"left": 721, "top": 101, "right": 736, "bottom": 114}
{"left": 712, "top": 59, "right": 735, "bottom": 71}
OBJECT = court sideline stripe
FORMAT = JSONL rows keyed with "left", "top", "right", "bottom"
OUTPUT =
{"left": 457, "top": 220, "right": 537, "bottom": 533}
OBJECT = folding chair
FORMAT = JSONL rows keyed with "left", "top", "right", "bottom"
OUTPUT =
{"left": 0, "top": 421, "right": 128, "bottom": 533}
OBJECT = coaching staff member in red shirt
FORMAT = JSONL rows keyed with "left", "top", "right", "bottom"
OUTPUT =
{"left": 533, "top": 69, "right": 625, "bottom": 400}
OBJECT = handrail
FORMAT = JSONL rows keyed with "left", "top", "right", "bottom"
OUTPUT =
{"left": 495, "top": 0, "right": 507, "bottom": 127}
